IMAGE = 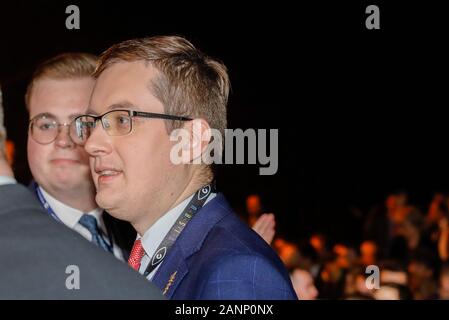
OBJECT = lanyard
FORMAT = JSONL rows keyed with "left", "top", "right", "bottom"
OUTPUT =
{"left": 33, "top": 181, "right": 115, "bottom": 248}
{"left": 143, "top": 183, "right": 215, "bottom": 277}
{"left": 33, "top": 182, "right": 62, "bottom": 223}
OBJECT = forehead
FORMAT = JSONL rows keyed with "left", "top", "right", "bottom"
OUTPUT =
{"left": 90, "top": 61, "right": 163, "bottom": 114}
{"left": 29, "top": 77, "right": 94, "bottom": 119}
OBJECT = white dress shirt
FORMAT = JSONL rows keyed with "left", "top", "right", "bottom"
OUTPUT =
{"left": 138, "top": 192, "right": 216, "bottom": 280}
{"left": 0, "top": 176, "right": 16, "bottom": 185}
{"left": 39, "top": 186, "right": 124, "bottom": 260}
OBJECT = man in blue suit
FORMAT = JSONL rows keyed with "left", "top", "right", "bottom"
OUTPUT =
{"left": 74, "top": 35, "right": 297, "bottom": 300}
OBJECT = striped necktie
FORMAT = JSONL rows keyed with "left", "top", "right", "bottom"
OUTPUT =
{"left": 78, "top": 214, "right": 113, "bottom": 253}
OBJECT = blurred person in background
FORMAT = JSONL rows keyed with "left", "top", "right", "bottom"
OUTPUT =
{"left": 343, "top": 266, "right": 374, "bottom": 299}
{"left": 425, "top": 193, "right": 446, "bottom": 230}
{"left": 438, "top": 262, "right": 449, "bottom": 299}
{"left": 372, "top": 260, "right": 411, "bottom": 300}
{"left": 359, "top": 240, "right": 378, "bottom": 267}
{"left": 333, "top": 243, "right": 358, "bottom": 270}
{"left": 438, "top": 212, "right": 449, "bottom": 262}
{"left": 252, "top": 212, "right": 276, "bottom": 245}
{"left": 364, "top": 191, "right": 408, "bottom": 258}
{"left": 239, "top": 194, "right": 276, "bottom": 245}
{"left": 407, "top": 250, "right": 438, "bottom": 299}
{"left": 290, "top": 268, "right": 318, "bottom": 300}
{"left": 390, "top": 206, "right": 437, "bottom": 263}
{"left": 315, "top": 254, "right": 346, "bottom": 299}
{"left": 316, "top": 243, "right": 358, "bottom": 299}
{"left": 373, "top": 283, "right": 411, "bottom": 300}
{"left": 246, "top": 194, "right": 265, "bottom": 226}
{"left": 244, "top": 194, "right": 276, "bottom": 245}
{"left": 310, "top": 233, "right": 331, "bottom": 263}
{"left": 5, "top": 139, "right": 14, "bottom": 165}
{"left": 273, "top": 237, "right": 301, "bottom": 270}
{"left": 296, "top": 240, "right": 321, "bottom": 278}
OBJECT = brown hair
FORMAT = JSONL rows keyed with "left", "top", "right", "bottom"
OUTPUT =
{"left": 25, "top": 52, "right": 98, "bottom": 109}
{"left": 94, "top": 35, "right": 230, "bottom": 136}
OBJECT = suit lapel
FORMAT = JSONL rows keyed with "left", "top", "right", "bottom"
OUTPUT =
{"left": 152, "top": 244, "right": 188, "bottom": 299}
{"left": 152, "top": 193, "right": 232, "bottom": 299}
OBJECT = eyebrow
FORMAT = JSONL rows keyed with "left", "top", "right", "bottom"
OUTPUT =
{"left": 30, "top": 112, "right": 56, "bottom": 121}
{"left": 86, "top": 101, "right": 141, "bottom": 115}
{"left": 30, "top": 112, "right": 84, "bottom": 122}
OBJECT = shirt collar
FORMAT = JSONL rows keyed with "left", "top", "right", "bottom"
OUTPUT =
{"left": 0, "top": 176, "right": 17, "bottom": 186}
{"left": 139, "top": 192, "right": 216, "bottom": 259}
{"left": 38, "top": 186, "right": 103, "bottom": 229}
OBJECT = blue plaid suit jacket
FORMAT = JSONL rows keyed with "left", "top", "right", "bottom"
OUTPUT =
{"left": 152, "top": 193, "right": 297, "bottom": 300}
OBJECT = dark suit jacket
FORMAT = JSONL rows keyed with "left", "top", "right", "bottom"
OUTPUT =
{"left": 152, "top": 193, "right": 297, "bottom": 300}
{"left": 0, "top": 183, "right": 164, "bottom": 299}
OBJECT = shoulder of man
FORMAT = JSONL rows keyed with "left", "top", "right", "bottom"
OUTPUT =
{"left": 197, "top": 253, "right": 297, "bottom": 300}
{"left": 181, "top": 195, "right": 296, "bottom": 299}
{"left": 0, "top": 183, "right": 42, "bottom": 215}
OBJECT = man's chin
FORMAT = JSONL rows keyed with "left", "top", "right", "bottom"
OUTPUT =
{"left": 95, "top": 186, "right": 135, "bottom": 218}
{"left": 96, "top": 193, "right": 117, "bottom": 212}
{"left": 51, "top": 168, "right": 89, "bottom": 182}
{"left": 49, "top": 181, "right": 86, "bottom": 193}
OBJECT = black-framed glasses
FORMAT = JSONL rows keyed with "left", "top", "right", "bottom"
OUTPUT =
{"left": 29, "top": 114, "right": 83, "bottom": 145}
{"left": 73, "top": 109, "right": 192, "bottom": 145}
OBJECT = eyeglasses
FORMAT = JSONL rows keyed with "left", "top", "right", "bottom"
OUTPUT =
{"left": 29, "top": 114, "right": 83, "bottom": 145}
{"left": 73, "top": 109, "right": 192, "bottom": 145}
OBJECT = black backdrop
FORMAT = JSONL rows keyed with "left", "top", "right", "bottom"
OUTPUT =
{"left": 0, "top": 1, "right": 448, "bottom": 245}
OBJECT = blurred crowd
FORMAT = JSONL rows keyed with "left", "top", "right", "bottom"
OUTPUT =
{"left": 243, "top": 192, "right": 449, "bottom": 300}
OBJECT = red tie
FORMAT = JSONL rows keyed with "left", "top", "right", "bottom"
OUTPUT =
{"left": 128, "top": 239, "right": 146, "bottom": 271}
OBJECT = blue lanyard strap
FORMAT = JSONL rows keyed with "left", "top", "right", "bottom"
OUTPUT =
{"left": 33, "top": 182, "right": 62, "bottom": 223}
{"left": 33, "top": 182, "right": 115, "bottom": 251}
{"left": 143, "top": 183, "right": 215, "bottom": 277}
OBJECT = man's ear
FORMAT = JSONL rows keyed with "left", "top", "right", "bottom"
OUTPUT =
{"left": 191, "top": 118, "right": 211, "bottom": 164}
{"left": 182, "top": 118, "right": 211, "bottom": 164}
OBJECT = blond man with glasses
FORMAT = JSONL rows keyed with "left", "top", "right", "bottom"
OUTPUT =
{"left": 26, "top": 53, "right": 135, "bottom": 260}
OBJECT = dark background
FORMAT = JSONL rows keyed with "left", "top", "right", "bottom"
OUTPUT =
{"left": 0, "top": 1, "right": 447, "bottom": 245}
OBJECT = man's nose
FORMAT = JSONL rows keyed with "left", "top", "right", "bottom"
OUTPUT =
{"left": 54, "top": 124, "right": 75, "bottom": 149}
{"left": 84, "top": 122, "right": 112, "bottom": 157}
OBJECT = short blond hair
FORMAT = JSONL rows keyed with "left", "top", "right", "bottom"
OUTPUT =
{"left": 25, "top": 52, "right": 97, "bottom": 109}
{"left": 94, "top": 36, "right": 230, "bottom": 136}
